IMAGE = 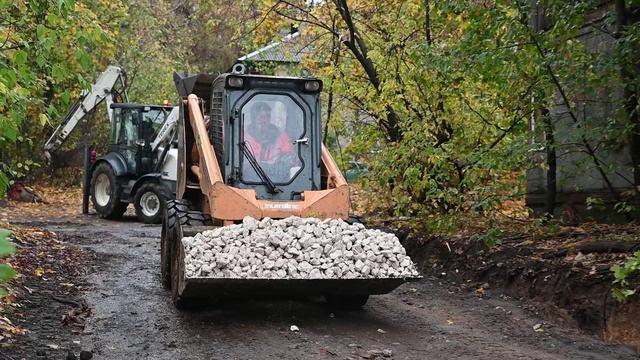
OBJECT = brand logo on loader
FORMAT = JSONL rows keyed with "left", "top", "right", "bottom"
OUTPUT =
{"left": 263, "top": 203, "right": 301, "bottom": 210}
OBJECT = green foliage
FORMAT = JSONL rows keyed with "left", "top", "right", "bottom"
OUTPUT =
{"left": 586, "top": 196, "right": 606, "bottom": 212}
{"left": 117, "top": 0, "right": 258, "bottom": 104}
{"left": 531, "top": 217, "right": 561, "bottom": 237}
{"left": 116, "top": 0, "right": 190, "bottom": 104}
{"left": 614, "top": 201, "right": 635, "bottom": 215}
{"left": 0, "top": 229, "right": 16, "bottom": 297}
{"left": 0, "top": 0, "right": 255, "bottom": 194}
{"left": 0, "top": 0, "right": 637, "bottom": 241}
{"left": 611, "top": 251, "right": 640, "bottom": 302}
{"left": 254, "top": 0, "right": 640, "bottom": 232}
{"left": 194, "top": 0, "right": 258, "bottom": 73}
{"left": 478, "top": 226, "right": 504, "bottom": 249}
{"left": 0, "top": 0, "right": 124, "bottom": 196}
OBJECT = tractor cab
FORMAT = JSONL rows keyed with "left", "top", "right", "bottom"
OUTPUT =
{"left": 109, "top": 104, "right": 175, "bottom": 177}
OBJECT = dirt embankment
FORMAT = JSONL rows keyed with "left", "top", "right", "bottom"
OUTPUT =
{"left": 403, "top": 224, "right": 640, "bottom": 351}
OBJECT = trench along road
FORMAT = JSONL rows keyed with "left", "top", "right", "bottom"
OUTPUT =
{"left": 17, "top": 216, "right": 639, "bottom": 360}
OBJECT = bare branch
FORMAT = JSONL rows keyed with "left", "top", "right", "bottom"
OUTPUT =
{"left": 0, "top": 44, "right": 25, "bottom": 51}
{"left": 230, "top": 1, "right": 283, "bottom": 43}
{"left": 273, "top": 7, "right": 339, "bottom": 37}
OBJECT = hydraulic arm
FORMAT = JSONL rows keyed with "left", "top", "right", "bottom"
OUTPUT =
{"left": 44, "top": 65, "right": 128, "bottom": 160}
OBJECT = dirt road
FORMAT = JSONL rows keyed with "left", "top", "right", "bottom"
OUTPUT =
{"left": 5, "top": 216, "right": 638, "bottom": 359}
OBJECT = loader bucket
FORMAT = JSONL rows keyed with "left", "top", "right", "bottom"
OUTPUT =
{"left": 173, "top": 72, "right": 216, "bottom": 110}
{"left": 173, "top": 243, "right": 421, "bottom": 304}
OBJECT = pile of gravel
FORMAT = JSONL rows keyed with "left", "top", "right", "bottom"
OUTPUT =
{"left": 181, "top": 216, "right": 420, "bottom": 279}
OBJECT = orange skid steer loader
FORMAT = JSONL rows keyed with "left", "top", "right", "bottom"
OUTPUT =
{"left": 161, "top": 65, "right": 418, "bottom": 308}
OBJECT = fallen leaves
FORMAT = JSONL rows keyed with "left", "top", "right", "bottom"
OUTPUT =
{"left": 61, "top": 302, "right": 91, "bottom": 327}
{"left": 1, "top": 225, "right": 87, "bottom": 285}
{"left": 34, "top": 267, "right": 46, "bottom": 277}
{"left": 0, "top": 183, "right": 84, "bottom": 223}
{"left": 0, "top": 316, "right": 25, "bottom": 340}
{"left": 354, "top": 348, "right": 393, "bottom": 359}
{"left": 0, "top": 221, "right": 94, "bottom": 342}
{"left": 475, "top": 282, "right": 490, "bottom": 298}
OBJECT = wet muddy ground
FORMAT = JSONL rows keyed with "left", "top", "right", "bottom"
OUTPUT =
{"left": 2, "top": 215, "right": 639, "bottom": 359}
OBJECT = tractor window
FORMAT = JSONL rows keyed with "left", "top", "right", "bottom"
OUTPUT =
{"left": 116, "top": 109, "right": 139, "bottom": 148}
{"left": 241, "top": 94, "right": 304, "bottom": 185}
{"left": 141, "top": 109, "right": 167, "bottom": 143}
{"left": 111, "top": 108, "right": 140, "bottom": 172}
{"left": 111, "top": 108, "right": 122, "bottom": 145}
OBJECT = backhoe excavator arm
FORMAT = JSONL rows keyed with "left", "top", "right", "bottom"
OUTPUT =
{"left": 44, "top": 65, "right": 128, "bottom": 160}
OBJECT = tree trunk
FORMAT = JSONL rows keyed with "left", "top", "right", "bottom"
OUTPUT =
{"left": 425, "top": 0, "right": 432, "bottom": 46}
{"left": 324, "top": 33, "right": 341, "bottom": 145}
{"left": 333, "top": 0, "right": 403, "bottom": 142}
{"left": 541, "top": 107, "right": 557, "bottom": 217}
{"left": 615, "top": 0, "right": 640, "bottom": 188}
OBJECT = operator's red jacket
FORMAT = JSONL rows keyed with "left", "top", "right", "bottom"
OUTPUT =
{"left": 246, "top": 132, "right": 293, "bottom": 161}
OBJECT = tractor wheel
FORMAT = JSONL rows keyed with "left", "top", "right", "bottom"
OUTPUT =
{"left": 91, "top": 162, "right": 128, "bottom": 219}
{"left": 326, "top": 294, "right": 370, "bottom": 309}
{"left": 161, "top": 199, "right": 190, "bottom": 288}
{"left": 134, "top": 182, "right": 168, "bottom": 224}
{"left": 163, "top": 199, "right": 212, "bottom": 308}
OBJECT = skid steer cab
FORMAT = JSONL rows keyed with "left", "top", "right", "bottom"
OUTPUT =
{"left": 173, "top": 68, "right": 349, "bottom": 223}
{"left": 90, "top": 104, "right": 179, "bottom": 223}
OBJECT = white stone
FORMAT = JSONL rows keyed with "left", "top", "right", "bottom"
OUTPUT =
{"left": 298, "top": 261, "right": 312, "bottom": 273}
{"left": 309, "top": 268, "right": 322, "bottom": 278}
{"left": 181, "top": 216, "right": 420, "bottom": 280}
{"left": 325, "top": 268, "right": 335, "bottom": 277}
{"left": 310, "top": 247, "right": 323, "bottom": 259}
{"left": 274, "top": 258, "right": 286, "bottom": 268}
{"left": 323, "top": 244, "right": 332, "bottom": 255}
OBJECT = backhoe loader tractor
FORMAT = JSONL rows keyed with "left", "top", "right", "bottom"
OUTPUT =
{"left": 45, "top": 65, "right": 179, "bottom": 223}
{"left": 90, "top": 104, "right": 179, "bottom": 223}
{"left": 161, "top": 65, "right": 418, "bottom": 308}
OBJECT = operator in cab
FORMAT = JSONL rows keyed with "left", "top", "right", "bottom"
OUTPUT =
{"left": 244, "top": 102, "right": 293, "bottom": 162}
{"left": 242, "top": 101, "right": 302, "bottom": 184}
